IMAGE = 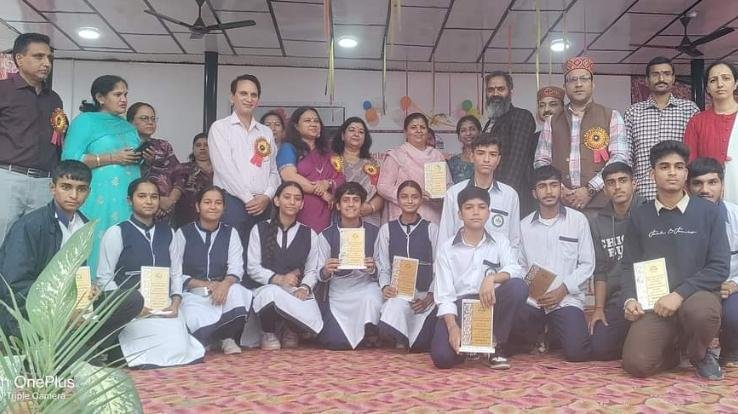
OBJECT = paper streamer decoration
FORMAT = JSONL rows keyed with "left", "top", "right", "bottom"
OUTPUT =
{"left": 535, "top": 0, "right": 541, "bottom": 91}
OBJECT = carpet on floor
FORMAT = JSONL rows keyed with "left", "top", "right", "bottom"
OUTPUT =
{"left": 129, "top": 349, "right": 738, "bottom": 413}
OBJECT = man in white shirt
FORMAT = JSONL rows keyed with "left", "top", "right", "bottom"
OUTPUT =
{"left": 431, "top": 186, "right": 526, "bottom": 370}
{"left": 438, "top": 134, "right": 520, "bottom": 255}
{"left": 687, "top": 157, "right": 738, "bottom": 368}
{"left": 518, "top": 165, "right": 595, "bottom": 362}
{"left": 209, "top": 74, "right": 280, "bottom": 286}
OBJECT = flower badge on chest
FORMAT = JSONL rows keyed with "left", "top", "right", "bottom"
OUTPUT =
{"left": 251, "top": 137, "right": 271, "bottom": 167}
{"left": 583, "top": 127, "right": 610, "bottom": 163}
{"left": 330, "top": 154, "right": 344, "bottom": 173}
{"left": 362, "top": 161, "right": 380, "bottom": 185}
{"left": 49, "top": 108, "right": 68, "bottom": 146}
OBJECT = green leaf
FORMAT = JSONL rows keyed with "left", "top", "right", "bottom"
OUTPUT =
{"left": 71, "top": 361, "right": 143, "bottom": 414}
{"left": 25, "top": 221, "right": 96, "bottom": 341}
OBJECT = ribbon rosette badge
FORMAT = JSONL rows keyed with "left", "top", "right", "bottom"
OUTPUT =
{"left": 362, "top": 162, "right": 380, "bottom": 185}
{"left": 331, "top": 155, "right": 344, "bottom": 173}
{"left": 250, "top": 137, "right": 271, "bottom": 167}
{"left": 49, "top": 108, "right": 68, "bottom": 146}
{"left": 583, "top": 127, "right": 610, "bottom": 163}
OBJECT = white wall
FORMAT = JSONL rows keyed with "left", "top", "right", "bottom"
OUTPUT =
{"left": 53, "top": 60, "right": 632, "bottom": 159}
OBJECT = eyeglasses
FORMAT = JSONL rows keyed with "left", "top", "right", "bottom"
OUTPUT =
{"left": 565, "top": 75, "right": 592, "bottom": 84}
{"left": 136, "top": 116, "right": 158, "bottom": 123}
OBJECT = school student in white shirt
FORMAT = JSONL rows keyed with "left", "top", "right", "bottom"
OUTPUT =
{"left": 517, "top": 165, "right": 595, "bottom": 362}
{"left": 431, "top": 186, "right": 527, "bottom": 370}
{"left": 376, "top": 180, "right": 438, "bottom": 352}
{"left": 437, "top": 133, "right": 520, "bottom": 254}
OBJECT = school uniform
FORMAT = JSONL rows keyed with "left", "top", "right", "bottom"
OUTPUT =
{"left": 316, "top": 221, "right": 383, "bottom": 350}
{"left": 376, "top": 217, "right": 438, "bottom": 351}
{"left": 172, "top": 221, "right": 253, "bottom": 345}
{"left": 247, "top": 220, "right": 324, "bottom": 335}
{"left": 518, "top": 205, "right": 595, "bottom": 362}
{"left": 719, "top": 201, "right": 738, "bottom": 361}
{"left": 97, "top": 217, "right": 205, "bottom": 368}
{"left": 431, "top": 230, "right": 527, "bottom": 369}
{"left": 437, "top": 178, "right": 521, "bottom": 256}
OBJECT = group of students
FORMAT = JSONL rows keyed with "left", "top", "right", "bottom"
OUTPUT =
{"left": 1, "top": 130, "right": 736, "bottom": 383}
{"left": 0, "top": 32, "right": 736, "bottom": 382}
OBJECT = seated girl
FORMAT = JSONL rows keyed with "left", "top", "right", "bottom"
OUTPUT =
{"left": 247, "top": 181, "right": 324, "bottom": 350}
{"left": 172, "top": 186, "right": 253, "bottom": 354}
{"left": 376, "top": 180, "right": 438, "bottom": 352}
{"left": 96, "top": 178, "right": 205, "bottom": 368}
{"left": 316, "top": 182, "right": 383, "bottom": 350}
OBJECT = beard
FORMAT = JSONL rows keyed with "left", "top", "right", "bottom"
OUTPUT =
{"left": 486, "top": 95, "right": 512, "bottom": 123}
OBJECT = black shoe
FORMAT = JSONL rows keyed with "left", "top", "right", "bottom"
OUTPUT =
{"left": 692, "top": 350, "right": 723, "bottom": 380}
{"left": 719, "top": 350, "right": 738, "bottom": 368}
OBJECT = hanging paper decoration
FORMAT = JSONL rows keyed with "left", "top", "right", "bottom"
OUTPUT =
{"left": 324, "top": 0, "right": 335, "bottom": 104}
{"left": 535, "top": 0, "right": 541, "bottom": 91}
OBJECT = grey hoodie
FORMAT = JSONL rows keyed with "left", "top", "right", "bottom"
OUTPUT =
{"left": 587, "top": 194, "right": 645, "bottom": 302}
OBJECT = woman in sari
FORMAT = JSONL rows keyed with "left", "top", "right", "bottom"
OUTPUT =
{"left": 62, "top": 75, "right": 141, "bottom": 273}
{"left": 276, "top": 106, "right": 345, "bottom": 233}
{"left": 377, "top": 113, "right": 451, "bottom": 224}
{"left": 331, "top": 117, "right": 383, "bottom": 227}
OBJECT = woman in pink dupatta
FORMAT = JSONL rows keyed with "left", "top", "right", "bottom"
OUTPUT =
{"left": 276, "top": 106, "right": 345, "bottom": 233}
{"left": 377, "top": 113, "right": 451, "bottom": 224}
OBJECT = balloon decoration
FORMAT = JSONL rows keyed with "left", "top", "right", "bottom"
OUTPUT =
{"left": 361, "top": 99, "right": 382, "bottom": 126}
{"left": 399, "top": 96, "right": 412, "bottom": 111}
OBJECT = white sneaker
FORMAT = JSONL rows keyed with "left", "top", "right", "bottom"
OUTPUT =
{"left": 487, "top": 354, "right": 511, "bottom": 370}
{"left": 260, "top": 332, "right": 281, "bottom": 350}
{"left": 221, "top": 338, "right": 242, "bottom": 355}
{"left": 281, "top": 328, "right": 299, "bottom": 348}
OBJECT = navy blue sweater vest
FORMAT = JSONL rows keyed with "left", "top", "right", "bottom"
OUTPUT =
{"left": 116, "top": 221, "right": 172, "bottom": 290}
{"left": 257, "top": 221, "right": 311, "bottom": 284}
{"left": 322, "top": 222, "right": 378, "bottom": 278}
{"left": 388, "top": 219, "right": 433, "bottom": 291}
{"left": 181, "top": 222, "right": 233, "bottom": 282}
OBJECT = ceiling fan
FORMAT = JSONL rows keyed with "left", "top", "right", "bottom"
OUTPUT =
{"left": 629, "top": 11, "right": 734, "bottom": 57}
{"left": 144, "top": 0, "right": 256, "bottom": 39}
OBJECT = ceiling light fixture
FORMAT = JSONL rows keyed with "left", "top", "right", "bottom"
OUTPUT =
{"left": 550, "top": 38, "right": 570, "bottom": 52}
{"left": 337, "top": 36, "right": 358, "bottom": 48}
{"left": 78, "top": 27, "right": 101, "bottom": 40}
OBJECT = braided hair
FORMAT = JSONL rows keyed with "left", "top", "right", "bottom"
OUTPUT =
{"left": 262, "top": 181, "right": 304, "bottom": 270}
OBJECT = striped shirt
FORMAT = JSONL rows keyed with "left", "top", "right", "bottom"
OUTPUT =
{"left": 624, "top": 95, "right": 699, "bottom": 201}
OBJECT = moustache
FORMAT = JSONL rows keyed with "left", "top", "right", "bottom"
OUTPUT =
{"left": 543, "top": 111, "right": 553, "bottom": 117}
{"left": 656, "top": 82, "right": 668, "bottom": 86}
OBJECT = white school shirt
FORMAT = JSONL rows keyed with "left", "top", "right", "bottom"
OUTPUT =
{"left": 209, "top": 112, "right": 280, "bottom": 203}
{"left": 96, "top": 221, "right": 182, "bottom": 296}
{"left": 433, "top": 230, "right": 522, "bottom": 317}
{"left": 55, "top": 209, "right": 85, "bottom": 246}
{"left": 375, "top": 219, "right": 439, "bottom": 289}
{"left": 723, "top": 201, "right": 738, "bottom": 283}
{"left": 247, "top": 220, "right": 321, "bottom": 290}
{"left": 520, "top": 205, "right": 595, "bottom": 309}
{"left": 437, "top": 178, "right": 521, "bottom": 257}
{"left": 170, "top": 224, "right": 244, "bottom": 288}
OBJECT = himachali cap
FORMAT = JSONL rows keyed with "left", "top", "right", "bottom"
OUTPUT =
{"left": 537, "top": 86, "right": 565, "bottom": 102}
{"left": 564, "top": 56, "right": 594, "bottom": 76}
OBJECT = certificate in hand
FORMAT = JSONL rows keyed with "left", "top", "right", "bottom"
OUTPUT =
{"left": 75, "top": 266, "right": 93, "bottom": 311}
{"left": 634, "top": 258, "right": 669, "bottom": 311}
{"left": 459, "top": 299, "right": 495, "bottom": 354}
{"left": 424, "top": 162, "right": 447, "bottom": 199}
{"left": 524, "top": 264, "right": 559, "bottom": 308}
{"left": 390, "top": 256, "right": 419, "bottom": 301}
{"left": 140, "top": 266, "right": 171, "bottom": 311}
{"left": 338, "top": 228, "right": 366, "bottom": 270}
